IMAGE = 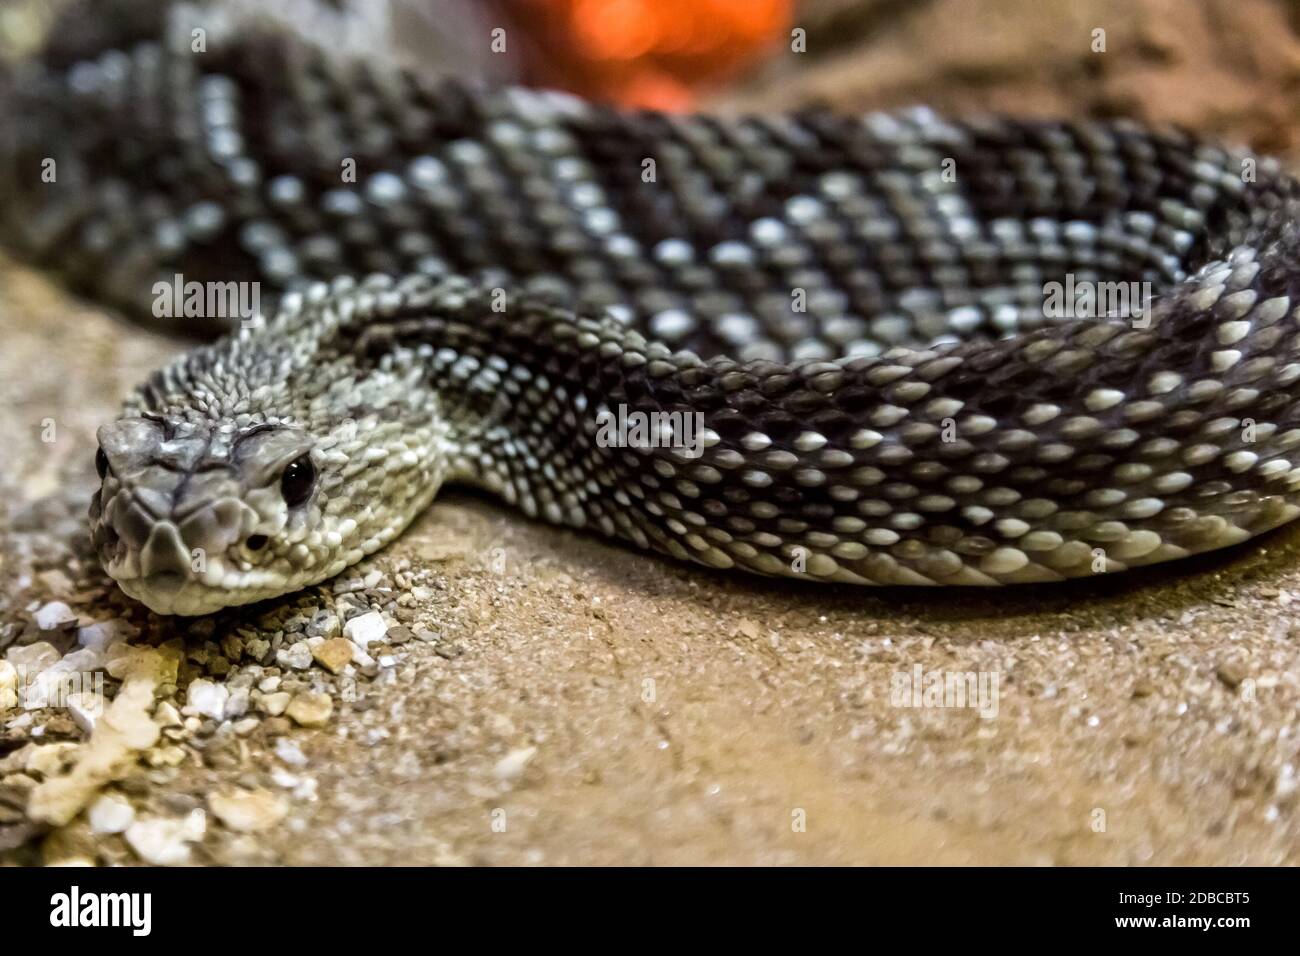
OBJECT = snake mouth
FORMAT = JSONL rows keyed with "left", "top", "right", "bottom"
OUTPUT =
{"left": 113, "top": 573, "right": 213, "bottom": 616}
{"left": 111, "top": 563, "right": 291, "bottom": 616}
{"left": 138, "top": 571, "right": 186, "bottom": 592}
{"left": 112, "top": 574, "right": 208, "bottom": 615}
{"left": 115, "top": 571, "right": 206, "bottom": 616}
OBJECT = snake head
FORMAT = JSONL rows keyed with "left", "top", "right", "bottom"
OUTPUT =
{"left": 87, "top": 277, "right": 465, "bottom": 614}
{"left": 90, "top": 414, "right": 324, "bottom": 615}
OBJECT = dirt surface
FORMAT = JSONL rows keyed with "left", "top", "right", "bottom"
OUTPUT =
{"left": 3, "top": 0, "right": 1300, "bottom": 866}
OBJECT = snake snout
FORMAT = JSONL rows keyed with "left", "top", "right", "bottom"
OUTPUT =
{"left": 102, "top": 487, "right": 258, "bottom": 581}
{"left": 138, "top": 523, "right": 191, "bottom": 578}
{"left": 176, "top": 497, "right": 257, "bottom": 557}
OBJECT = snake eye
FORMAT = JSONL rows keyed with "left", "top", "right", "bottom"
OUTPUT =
{"left": 279, "top": 454, "right": 316, "bottom": 508}
{"left": 95, "top": 447, "right": 109, "bottom": 480}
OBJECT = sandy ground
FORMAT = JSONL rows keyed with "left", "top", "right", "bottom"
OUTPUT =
{"left": 1, "top": 254, "right": 1299, "bottom": 866}
{"left": 3, "top": 0, "right": 1300, "bottom": 866}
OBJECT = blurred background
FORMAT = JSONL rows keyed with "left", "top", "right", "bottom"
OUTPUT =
{"left": 2, "top": 0, "right": 1297, "bottom": 157}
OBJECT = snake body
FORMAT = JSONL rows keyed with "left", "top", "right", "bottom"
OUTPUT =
{"left": 4, "top": 9, "right": 1300, "bottom": 613}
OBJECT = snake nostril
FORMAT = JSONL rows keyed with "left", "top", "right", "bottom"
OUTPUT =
{"left": 246, "top": 534, "right": 268, "bottom": 551}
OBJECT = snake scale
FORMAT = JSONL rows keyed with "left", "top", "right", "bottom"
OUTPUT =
{"left": 3, "top": 6, "right": 1300, "bottom": 614}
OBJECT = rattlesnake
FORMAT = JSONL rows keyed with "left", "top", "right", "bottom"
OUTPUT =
{"left": 3, "top": 7, "right": 1300, "bottom": 614}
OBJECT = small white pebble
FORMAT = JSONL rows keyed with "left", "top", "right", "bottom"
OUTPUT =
{"left": 493, "top": 746, "right": 538, "bottom": 781}
{"left": 34, "top": 601, "right": 76, "bottom": 630}
{"left": 88, "top": 794, "right": 135, "bottom": 834}
{"left": 343, "top": 611, "right": 388, "bottom": 647}
{"left": 124, "top": 811, "right": 206, "bottom": 866}
{"left": 275, "top": 738, "right": 308, "bottom": 768}
{"left": 66, "top": 691, "right": 103, "bottom": 734}
{"left": 77, "top": 620, "right": 133, "bottom": 651}
{"left": 185, "top": 679, "right": 228, "bottom": 721}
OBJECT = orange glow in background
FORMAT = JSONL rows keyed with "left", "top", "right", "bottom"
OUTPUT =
{"left": 511, "top": 0, "right": 794, "bottom": 110}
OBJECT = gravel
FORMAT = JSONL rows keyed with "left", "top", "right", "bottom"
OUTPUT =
{"left": 208, "top": 788, "right": 289, "bottom": 832}
{"left": 312, "top": 639, "right": 354, "bottom": 675}
{"left": 286, "top": 693, "right": 333, "bottom": 728}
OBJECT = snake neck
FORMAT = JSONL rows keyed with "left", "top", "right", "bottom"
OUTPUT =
{"left": 243, "top": 239, "right": 1300, "bottom": 588}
